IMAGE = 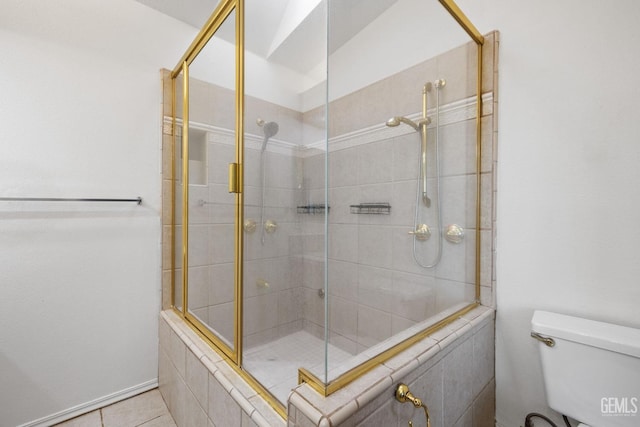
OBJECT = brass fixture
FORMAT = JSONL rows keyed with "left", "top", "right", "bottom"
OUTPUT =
{"left": 228, "top": 162, "right": 239, "bottom": 193}
{"left": 388, "top": 78, "right": 447, "bottom": 268}
{"left": 531, "top": 332, "right": 555, "bottom": 347}
{"left": 409, "top": 224, "right": 431, "bottom": 241}
{"left": 244, "top": 219, "right": 257, "bottom": 233}
{"left": 264, "top": 219, "right": 278, "bottom": 234}
{"left": 395, "top": 383, "right": 431, "bottom": 427}
{"left": 256, "top": 278, "right": 269, "bottom": 289}
{"left": 385, "top": 83, "right": 432, "bottom": 207}
{"left": 396, "top": 383, "right": 422, "bottom": 407}
{"left": 445, "top": 224, "right": 464, "bottom": 243}
{"left": 420, "top": 82, "right": 431, "bottom": 207}
{"left": 257, "top": 117, "right": 279, "bottom": 245}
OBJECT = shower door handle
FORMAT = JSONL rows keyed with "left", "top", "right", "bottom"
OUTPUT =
{"left": 228, "top": 163, "right": 239, "bottom": 193}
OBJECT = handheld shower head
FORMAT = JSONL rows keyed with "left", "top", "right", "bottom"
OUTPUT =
{"left": 262, "top": 121, "right": 279, "bottom": 139}
{"left": 257, "top": 119, "right": 279, "bottom": 151}
{"left": 386, "top": 116, "right": 420, "bottom": 131}
{"left": 386, "top": 117, "right": 401, "bottom": 127}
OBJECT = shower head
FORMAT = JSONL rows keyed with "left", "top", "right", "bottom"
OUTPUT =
{"left": 258, "top": 120, "right": 279, "bottom": 151}
{"left": 386, "top": 116, "right": 420, "bottom": 131}
{"left": 262, "top": 121, "right": 279, "bottom": 139}
{"left": 385, "top": 117, "right": 401, "bottom": 127}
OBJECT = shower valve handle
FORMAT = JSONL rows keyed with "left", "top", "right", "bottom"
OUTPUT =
{"left": 409, "top": 224, "right": 431, "bottom": 241}
{"left": 264, "top": 220, "right": 278, "bottom": 234}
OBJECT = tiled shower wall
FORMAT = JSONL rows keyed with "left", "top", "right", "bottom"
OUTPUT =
{"left": 161, "top": 71, "right": 309, "bottom": 347}
{"left": 242, "top": 146, "right": 304, "bottom": 347}
{"left": 300, "top": 32, "right": 498, "bottom": 365}
{"left": 186, "top": 140, "right": 304, "bottom": 347}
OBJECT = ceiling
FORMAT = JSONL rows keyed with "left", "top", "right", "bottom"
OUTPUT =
{"left": 134, "top": 0, "right": 398, "bottom": 75}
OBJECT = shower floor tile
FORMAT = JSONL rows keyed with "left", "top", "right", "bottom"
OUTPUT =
{"left": 243, "top": 330, "right": 353, "bottom": 404}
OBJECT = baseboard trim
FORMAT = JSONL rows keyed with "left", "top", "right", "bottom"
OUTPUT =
{"left": 17, "top": 379, "right": 158, "bottom": 427}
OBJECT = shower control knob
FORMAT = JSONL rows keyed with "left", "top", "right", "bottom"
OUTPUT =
{"left": 244, "top": 219, "right": 257, "bottom": 233}
{"left": 444, "top": 224, "right": 464, "bottom": 243}
{"left": 409, "top": 224, "right": 431, "bottom": 241}
{"left": 264, "top": 220, "right": 278, "bottom": 234}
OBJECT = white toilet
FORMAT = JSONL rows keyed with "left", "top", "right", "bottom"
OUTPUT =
{"left": 531, "top": 310, "right": 640, "bottom": 427}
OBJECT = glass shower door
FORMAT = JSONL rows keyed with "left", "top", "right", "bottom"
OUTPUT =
{"left": 240, "top": 0, "right": 328, "bottom": 405}
{"left": 183, "top": 8, "right": 238, "bottom": 355}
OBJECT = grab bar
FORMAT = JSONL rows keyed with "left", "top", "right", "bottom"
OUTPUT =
{"left": 0, "top": 197, "right": 142, "bottom": 205}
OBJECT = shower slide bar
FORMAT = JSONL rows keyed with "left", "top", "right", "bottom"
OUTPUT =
{"left": 0, "top": 196, "right": 143, "bottom": 205}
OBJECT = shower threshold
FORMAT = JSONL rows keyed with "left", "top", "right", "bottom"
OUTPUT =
{"left": 243, "top": 330, "right": 352, "bottom": 404}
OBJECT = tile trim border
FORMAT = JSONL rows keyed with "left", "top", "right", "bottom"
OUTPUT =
{"left": 162, "top": 92, "right": 493, "bottom": 158}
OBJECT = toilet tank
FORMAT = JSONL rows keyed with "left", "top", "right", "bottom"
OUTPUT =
{"left": 531, "top": 311, "right": 640, "bottom": 427}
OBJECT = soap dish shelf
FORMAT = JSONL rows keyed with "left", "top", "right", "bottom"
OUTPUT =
{"left": 297, "top": 204, "right": 330, "bottom": 215}
{"left": 350, "top": 203, "right": 391, "bottom": 215}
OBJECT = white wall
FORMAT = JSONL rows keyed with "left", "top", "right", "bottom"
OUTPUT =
{"left": 326, "top": 0, "right": 469, "bottom": 102}
{"left": 454, "top": 1, "right": 640, "bottom": 425}
{"left": 0, "top": 1, "right": 196, "bottom": 426}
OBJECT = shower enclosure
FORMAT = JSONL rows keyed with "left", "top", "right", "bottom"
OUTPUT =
{"left": 166, "top": 0, "right": 486, "bottom": 417}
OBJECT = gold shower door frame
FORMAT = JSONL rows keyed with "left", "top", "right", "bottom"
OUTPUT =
{"left": 168, "top": 0, "right": 485, "bottom": 418}
{"left": 170, "top": 0, "right": 287, "bottom": 417}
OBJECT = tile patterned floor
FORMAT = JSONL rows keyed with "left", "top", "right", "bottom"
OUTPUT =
{"left": 54, "top": 389, "right": 176, "bottom": 427}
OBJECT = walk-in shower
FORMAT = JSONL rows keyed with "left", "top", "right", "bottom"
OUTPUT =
{"left": 164, "top": 0, "right": 488, "bottom": 419}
